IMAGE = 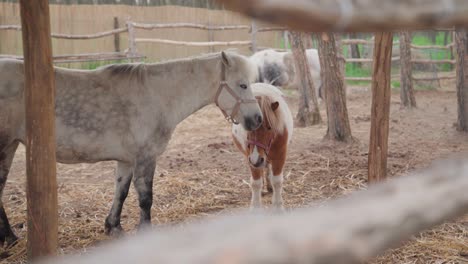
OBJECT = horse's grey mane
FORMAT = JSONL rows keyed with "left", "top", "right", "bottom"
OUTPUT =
{"left": 102, "top": 63, "right": 148, "bottom": 84}
{"left": 99, "top": 51, "right": 243, "bottom": 84}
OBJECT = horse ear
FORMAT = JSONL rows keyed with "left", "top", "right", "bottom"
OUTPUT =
{"left": 271, "top": 101, "right": 280, "bottom": 111}
{"left": 221, "top": 51, "right": 232, "bottom": 67}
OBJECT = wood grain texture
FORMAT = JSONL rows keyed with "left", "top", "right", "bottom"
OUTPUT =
{"left": 19, "top": 0, "right": 58, "bottom": 259}
{"left": 317, "top": 32, "right": 353, "bottom": 142}
{"left": 456, "top": 28, "right": 468, "bottom": 131}
{"left": 216, "top": 0, "right": 468, "bottom": 32}
{"left": 368, "top": 32, "right": 393, "bottom": 183}
{"left": 399, "top": 31, "right": 417, "bottom": 108}
{"left": 289, "top": 31, "right": 322, "bottom": 126}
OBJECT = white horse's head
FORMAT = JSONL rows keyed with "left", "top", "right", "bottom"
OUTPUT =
{"left": 215, "top": 51, "right": 263, "bottom": 131}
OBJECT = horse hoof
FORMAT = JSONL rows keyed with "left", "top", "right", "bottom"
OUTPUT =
{"left": 136, "top": 222, "right": 152, "bottom": 233}
{"left": 271, "top": 206, "right": 285, "bottom": 214}
{"left": 1, "top": 234, "right": 19, "bottom": 249}
{"left": 104, "top": 225, "right": 125, "bottom": 237}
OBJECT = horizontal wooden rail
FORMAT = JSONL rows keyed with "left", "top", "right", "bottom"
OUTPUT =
{"left": 135, "top": 38, "right": 252, "bottom": 47}
{"left": 411, "top": 43, "right": 454, "bottom": 50}
{"left": 412, "top": 59, "right": 456, "bottom": 64}
{"left": 342, "top": 40, "right": 455, "bottom": 51}
{"left": 216, "top": 0, "right": 468, "bottom": 32}
{"left": 412, "top": 74, "right": 456, "bottom": 81}
{"left": 345, "top": 57, "right": 400, "bottom": 63}
{"left": 131, "top": 22, "right": 249, "bottom": 31}
{"left": 0, "top": 52, "right": 144, "bottom": 63}
{"left": 43, "top": 157, "right": 468, "bottom": 264}
{"left": 51, "top": 28, "right": 128, "bottom": 40}
{"left": 0, "top": 25, "right": 128, "bottom": 39}
{"left": 345, "top": 73, "right": 456, "bottom": 82}
{"left": 256, "top": 26, "right": 287, "bottom": 32}
{"left": 0, "top": 25, "right": 21, "bottom": 30}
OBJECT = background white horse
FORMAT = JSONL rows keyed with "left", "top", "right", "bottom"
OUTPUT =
{"left": 0, "top": 51, "right": 262, "bottom": 245}
{"left": 250, "top": 48, "right": 322, "bottom": 101}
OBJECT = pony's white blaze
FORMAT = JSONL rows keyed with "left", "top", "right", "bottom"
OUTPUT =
{"left": 248, "top": 146, "right": 261, "bottom": 166}
{"left": 231, "top": 83, "right": 293, "bottom": 211}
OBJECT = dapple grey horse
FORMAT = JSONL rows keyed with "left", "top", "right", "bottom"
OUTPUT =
{"left": 0, "top": 51, "right": 262, "bottom": 245}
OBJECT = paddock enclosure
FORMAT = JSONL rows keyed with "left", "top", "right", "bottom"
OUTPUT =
{"left": 2, "top": 88, "right": 467, "bottom": 263}
{"left": 1, "top": 0, "right": 468, "bottom": 263}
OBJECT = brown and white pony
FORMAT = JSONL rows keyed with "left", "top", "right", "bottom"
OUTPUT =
{"left": 232, "top": 83, "right": 293, "bottom": 211}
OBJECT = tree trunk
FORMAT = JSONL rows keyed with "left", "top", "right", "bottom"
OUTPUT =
{"left": 368, "top": 32, "right": 393, "bottom": 184}
{"left": 335, "top": 34, "right": 346, "bottom": 81}
{"left": 289, "top": 31, "right": 322, "bottom": 127}
{"left": 304, "top": 33, "right": 314, "bottom": 49}
{"left": 317, "top": 32, "right": 353, "bottom": 142}
{"left": 19, "top": 0, "right": 58, "bottom": 260}
{"left": 399, "top": 31, "right": 417, "bottom": 108}
{"left": 455, "top": 28, "right": 468, "bottom": 131}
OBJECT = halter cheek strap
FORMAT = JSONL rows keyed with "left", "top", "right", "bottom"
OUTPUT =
{"left": 214, "top": 60, "right": 257, "bottom": 124}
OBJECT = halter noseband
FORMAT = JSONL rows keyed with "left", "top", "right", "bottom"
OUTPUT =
{"left": 214, "top": 61, "right": 257, "bottom": 124}
{"left": 247, "top": 132, "right": 276, "bottom": 160}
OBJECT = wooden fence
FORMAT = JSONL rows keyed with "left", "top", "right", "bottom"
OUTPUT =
{"left": 341, "top": 35, "right": 457, "bottom": 82}
{"left": 0, "top": 21, "right": 277, "bottom": 63}
{"left": 0, "top": 18, "right": 456, "bottom": 90}
{"left": 0, "top": 21, "right": 457, "bottom": 86}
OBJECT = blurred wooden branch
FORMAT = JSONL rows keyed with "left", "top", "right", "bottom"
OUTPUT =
{"left": 215, "top": 0, "right": 468, "bottom": 32}
{"left": 44, "top": 158, "right": 468, "bottom": 264}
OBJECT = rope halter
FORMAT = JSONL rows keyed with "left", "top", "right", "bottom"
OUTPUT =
{"left": 214, "top": 61, "right": 258, "bottom": 125}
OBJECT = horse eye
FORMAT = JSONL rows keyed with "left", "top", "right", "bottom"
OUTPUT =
{"left": 240, "top": 84, "right": 247, "bottom": 89}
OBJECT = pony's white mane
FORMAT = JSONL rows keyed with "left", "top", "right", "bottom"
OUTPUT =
{"left": 251, "top": 83, "right": 290, "bottom": 135}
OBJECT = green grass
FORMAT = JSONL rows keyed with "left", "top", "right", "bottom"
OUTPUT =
{"left": 412, "top": 32, "right": 453, "bottom": 71}
{"left": 391, "top": 81, "right": 401, "bottom": 88}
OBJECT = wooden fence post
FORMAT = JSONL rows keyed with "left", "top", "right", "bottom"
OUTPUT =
{"left": 19, "top": 0, "right": 58, "bottom": 260}
{"left": 455, "top": 27, "right": 468, "bottom": 131}
{"left": 126, "top": 20, "right": 137, "bottom": 60}
{"left": 399, "top": 31, "right": 417, "bottom": 108}
{"left": 368, "top": 32, "right": 393, "bottom": 184}
{"left": 113, "top": 17, "right": 120, "bottom": 52}
{"left": 250, "top": 20, "right": 257, "bottom": 53}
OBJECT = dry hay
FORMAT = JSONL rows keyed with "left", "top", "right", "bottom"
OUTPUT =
{"left": 1, "top": 87, "right": 468, "bottom": 263}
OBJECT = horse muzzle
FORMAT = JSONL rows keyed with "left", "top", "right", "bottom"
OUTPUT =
{"left": 249, "top": 156, "right": 266, "bottom": 168}
{"left": 244, "top": 113, "right": 263, "bottom": 131}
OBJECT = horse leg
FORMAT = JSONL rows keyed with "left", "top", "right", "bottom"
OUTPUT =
{"left": 132, "top": 156, "right": 156, "bottom": 230}
{"left": 105, "top": 161, "right": 133, "bottom": 236}
{"left": 271, "top": 160, "right": 285, "bottom": 212}
{"left": 249, "top": 167, "right": 263, "bottom": 209}
{"left": 0, "top": 141, "right": 19, "bottom": 247}
{"left": 265, "top": 164, "right": 273, "bottom": 193}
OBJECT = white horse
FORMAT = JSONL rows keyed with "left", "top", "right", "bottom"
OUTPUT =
{"left": 0, "top": 51, "right": 262, "bottom": 245}
{"left": 250, "top": 49, "right": 322, "bottom": 101}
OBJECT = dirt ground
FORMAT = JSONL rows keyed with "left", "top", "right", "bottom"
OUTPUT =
{"left": 1, "top": 83, "right": 468, "bottom": 263}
